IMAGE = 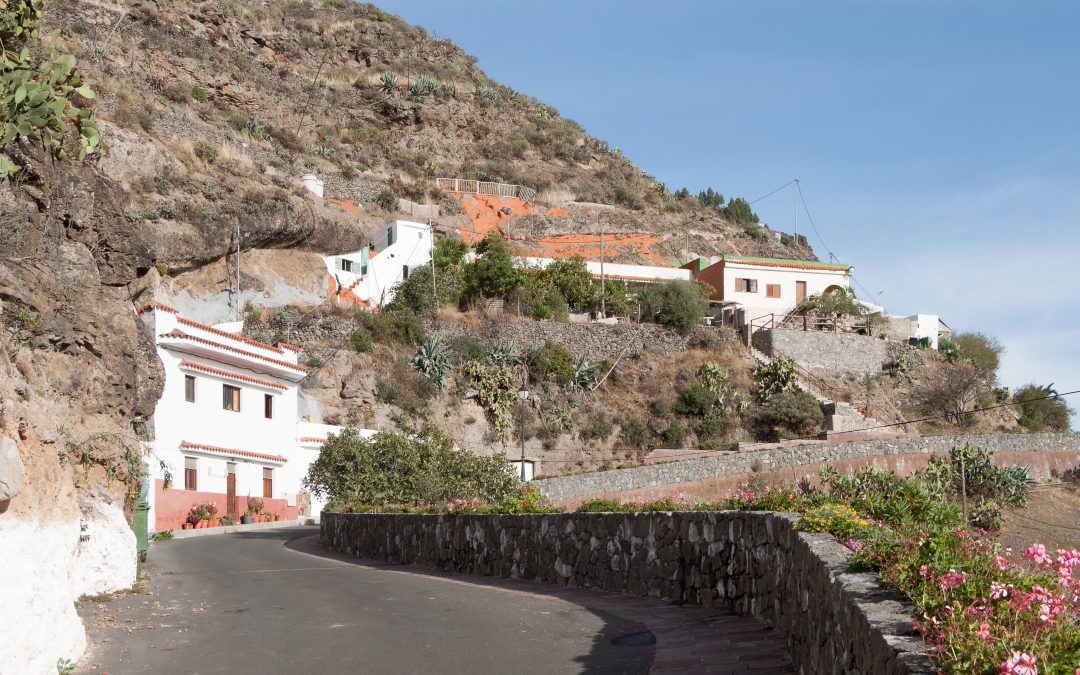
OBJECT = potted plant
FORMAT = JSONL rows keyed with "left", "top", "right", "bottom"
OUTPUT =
{"left": 220, "top": 514, "right": 236, "bottom": 526}
{"left": 187, "top": 503, "right": 209, "bottom": 529}
{"left": 205, "top": 501, "right": 219, "bottom": 527}
{"left": 241, "top": 509, "right": 255, "bottom": 524}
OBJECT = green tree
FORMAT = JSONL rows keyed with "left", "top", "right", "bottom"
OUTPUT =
{"left": 304, "top": 426, "right": 526, "bottom": 506}
{"left": 1014, "top": 384, "right": 1072, "bottom": 432}
{"left": 464, "top": 233, "right": 523, "bottom": 300}
{"left": 389, "top": 237, "right": 468, "bottom": 316}
{"left": 543, "top": 256, "right": 595, "bottom": 309}
{"left": 697, "top": 187, "right": 724, "bottom": 208}
{"left": 952, "top": 332, "right": 1003, "bottom": 377}
{"left": 721, "top": 197, "right": 759, "bottom": 223}
{"left": 639, "top": 280, "right": 710, "bottom": 335}
{"left": 598, "top": 279, "right": 630, "bottom": 316}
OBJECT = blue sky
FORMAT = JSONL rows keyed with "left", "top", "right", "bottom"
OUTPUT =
{"left": 374, "top": 0, "right": 1080, "bottom": 419}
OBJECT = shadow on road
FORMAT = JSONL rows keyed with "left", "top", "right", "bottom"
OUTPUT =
{"left": 287, "top": 532, "right": 654, "bottom": 674}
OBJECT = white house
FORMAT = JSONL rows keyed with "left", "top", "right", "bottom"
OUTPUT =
{"left": 689, "top": 255, "right": 853, "bottom": 327}
{"left": 521, "top": 256, "right": 692, "bottom": 285}
{"left": 139, "top": 303, "right": 370, "bottom": 530}
{"left": 324, "top": 219, "right": 434, "bottom": 308}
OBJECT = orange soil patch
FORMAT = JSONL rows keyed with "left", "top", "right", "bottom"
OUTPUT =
{"left": 455, "top": 194, "right": 537, "bottom": 243}
{"left": 535, "top": 232, "right": 670, "bottom": 266}
{"left": 328, "top": 198, "right": 361, "bottom": 216}
{"left": 326, "top": 273, "right": 371, "bottom": 308}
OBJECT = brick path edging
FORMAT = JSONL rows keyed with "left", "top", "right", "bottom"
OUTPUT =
{"left": 321, "top": 511, "right": 934, "bottom": 674}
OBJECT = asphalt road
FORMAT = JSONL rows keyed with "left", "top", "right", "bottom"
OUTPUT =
{"left": 76, "top": 527, "right": 654, "bottom": 675}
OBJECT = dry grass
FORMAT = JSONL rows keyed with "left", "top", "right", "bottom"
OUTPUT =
{"left": 216, "top": 144, "right": 255, "bottom": 177}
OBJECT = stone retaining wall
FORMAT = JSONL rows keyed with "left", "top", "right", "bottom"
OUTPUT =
{"left": 321, "top": 511, "right": 933, "bottom": 674}
{"left": 535, "top": 432, "right": 1080, "bottom": 502}
{"left": 759, "top": 328, "right": 887, "bottom": 375}
{"left": 431, "top": 319, "right": 738, "bottom": 360}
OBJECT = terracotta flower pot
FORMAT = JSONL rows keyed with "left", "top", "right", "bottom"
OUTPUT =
{"left": 182, "top": 523, "right": 192, "bottom": 530}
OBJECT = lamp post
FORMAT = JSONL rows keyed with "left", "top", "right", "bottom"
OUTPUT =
{"left": 517, "top": 384, "right": 529, "bottom": 481}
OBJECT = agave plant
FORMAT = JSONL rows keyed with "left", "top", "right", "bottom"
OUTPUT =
{"left": 475, "top": 86, "right": 499, "bottom": 102}
{"left": 410, "top": 333, "right": 453, "bottom": 388}
{"left": 409, "top": 74, "right": 438, "bottom": 98}
{"left": 488, "top": 340, "right": 520, "bottom": 367}
{"left": 573, "top": 356, "right": 600, "bottom": 392}
{"left": 378, "top": 71, "right": 397, "bottom": 94}
{"left": 246, "top": 115, "right": 269, "bottom": 140}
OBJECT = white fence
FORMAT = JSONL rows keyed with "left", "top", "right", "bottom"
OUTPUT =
{"left": 436, "top": 178, "right": 537, "bottom": 202}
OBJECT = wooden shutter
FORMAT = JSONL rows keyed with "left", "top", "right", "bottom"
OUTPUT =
{"left": 750, "top": 279, "right": 759, "bottom": 293}
{"left": 734, "top": 277, "right": 744, "bottom": 292}
{"left": 184, "top": 375, "right": 196, "bottom": 402}
{"left": 264, "top": 394, "right": 273, "bottom": 419}
{"left": 262, "top": 468, "right": 273, "bottom": 499}
{"left": 184, "top": 457, "right": 198, "bottom": 491}
{"left": 767, "top": 284, "right": 781, "bottom": 298}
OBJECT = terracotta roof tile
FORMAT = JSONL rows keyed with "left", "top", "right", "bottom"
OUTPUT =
{"left": 159, "top": 330, "right": 310, "bottom": 374}
{"left": 180, "top": 441, "right": 287, "bottom": 463}
{"left": 179, "top": 360, "right": 286, "bottom": 391}
{"left": 176, "top": 316, "right": 283, "bottom": 353}
{"left": 721, "top": 256, "right": 851, "bottom": 272}
{"left": 278, "top": 342, "right": 300, "bottom": 352}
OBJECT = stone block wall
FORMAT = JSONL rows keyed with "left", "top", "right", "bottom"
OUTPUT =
{"left": 322, "top": 511, "right": 933, "bottom": 674}
{"left": 534, "top": 432, "right": 1080, "bottom": 502}
{"left": 758, "top": 328, "right": 887, "bottom": 375}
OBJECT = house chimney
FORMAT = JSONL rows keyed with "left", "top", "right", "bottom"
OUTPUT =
{"left": 300, "top": 174, "right": 324, "bottom": 198}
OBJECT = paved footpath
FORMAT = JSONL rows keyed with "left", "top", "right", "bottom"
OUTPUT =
{"left": 76, "top": 527, "right": 794, "bottom": 674}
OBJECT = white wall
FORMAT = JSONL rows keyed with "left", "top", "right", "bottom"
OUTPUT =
{"left": 522, "top": 257, "right": 691, "bottom": 283}
{"left": 324, "top": 220, "right": 434, "bottom": 307}
{"left": 723, "top": 262, "right": 851, "bottom": 324}
{"left": 912, "top": 314, "right": 941, "bottom": 349}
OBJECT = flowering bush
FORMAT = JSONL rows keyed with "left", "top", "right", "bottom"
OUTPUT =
{"left": 186, "top": 501, "right": 217, "bottom": 524}
{"left": 332, "top": 485, "right": 561, "bottom": 515}
{"left": 722, "top": 483, "right": 811, "bottom": 512}
{"left": 795, "top": 503, "right": 871, "bottom": 539}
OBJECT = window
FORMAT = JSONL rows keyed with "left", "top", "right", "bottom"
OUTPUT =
{"left": 184, "top": 457, "right": 198, "bottom": 491}
{"left": 338, "top": 258, "right": 354, "bottom": 273}
{"left": 386, "top": 226, "right": 394, "bottom": 246}
{"left": 402, "top": 264, "right": 409, "bottom": 280}
{"left": 184, "top": 375, "right": 196, "bottom": 402}
{"left": 734, "top": 278, "right": 758, "bottom": 293}
{"left": 264, "top": 393, "right": 273, "bottom": 419}
{"left": 223, "top": 385, "right": 241, "bottom": 412}
{"left": 766, "top": 284, "right": 781, "bottom": 298}
{"left": 262, "top": 468, "right": 273, "bottom": 499}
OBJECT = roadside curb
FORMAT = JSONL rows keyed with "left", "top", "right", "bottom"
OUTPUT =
{"left": 163, "top": 520, "right": 315, "bottom": 539}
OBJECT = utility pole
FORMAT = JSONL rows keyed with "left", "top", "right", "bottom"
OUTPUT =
{"left": 958, "top": 447, "right": 968, "bottom": 524}
{"left": 793, "top": 178, "right": 799, "bottom": 241}
{"left": 428, "top": 219, "right": 437, "bottom": 309}
{"left": 235, "top": 224, "right": 241, "bottom": 322}
{"left": 599, "top": 220, "right": 606, "bottom": 317}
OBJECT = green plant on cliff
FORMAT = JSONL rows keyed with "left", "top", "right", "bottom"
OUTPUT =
{"left": 1, "top": 0, "right": 101, "bottom": 178}
{"left": 306, "top": 426, "right": 526, "bottom": 506}
{"left": 409, "top": 333, "right": 453, "bottom": 388}
{"left": 464, "top": 359, "right": 518, "bottom": 438}
{"left": 752, "top": 355, "right": 799, "bottom": 403}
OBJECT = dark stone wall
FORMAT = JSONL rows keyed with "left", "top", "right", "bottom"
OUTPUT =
{"left": 322, "top": 511, "right": 934, "bottom": 674}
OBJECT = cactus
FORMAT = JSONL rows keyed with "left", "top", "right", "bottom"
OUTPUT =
{"left": 488, "top": 340, "right": 520, "bottom": 367}
{"left": 409, "top": 74, "right": 438, "bottom": 98}
{"left": 410, "top": 333, "right": 453, "bottom": 388}
{"left": 378, "top": 71, "right": 397, "bottom": 94}
{"left": 572, "top": 356, "right": 600, "bottom": 392}
{"left": 475, "top": 86, "right": 499, "bottom": 102}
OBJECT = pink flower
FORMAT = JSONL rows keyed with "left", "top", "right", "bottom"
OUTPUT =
{"left": 940, "top": 569, "right": 967, "bottom": 590}
{"left": 995, "top": 555, "right": 1011, "bottom": 571}
{"left": 975, "top": 623, "right": 991, "bottom": 640}
{"left": 919, "top": 565, "right": 928, "bottom": 577}
{"left": 990, "top": 581, "right": 1012, "bottom": 600}
{"left": 1024, "top": 543, "right": 1047, "bottom": 566}
{"left": 998, "top": 652, "right": 1037, "bottom": 675}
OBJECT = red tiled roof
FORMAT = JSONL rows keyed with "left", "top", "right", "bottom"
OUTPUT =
{"left": 278, "top": 342, "right": 300, "bottom": 352}
{"left": 180, "top": 441, "right": 287, "bottom": 463}
{"left": 722, "top": 257, "right": 851, "bottom": 272}
{"left": 140, "top": 302, "right": 179, "bottom": 314}
{"left": 179, "top": 360, "right": 286, "bottom": 391}
{"left": 177, "top": 316, "right": 283, "bottom": 353}
{"left": 159, "top": 329, "right": 310, "bottom": 374}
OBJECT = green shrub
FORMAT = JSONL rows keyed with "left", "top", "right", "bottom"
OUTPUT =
{"left": 639, "top": 280, "right": 709, "bottom": 335}
{"left": 306, "top": 426, "right": 526, "bottom": 506}
{"left": 464, "top": 233, "right": 523, "bottom": 300}
{"left": 620, "top": 419, "right": 649, "bottom": 448}
{"left": 375, "top": 370, "right": 435, "bottom": 414}
{"left": 350, "top": 329, "right": 373, "bottom": 353}
{"left": 660, "top": 421, "right": 685, "bottom": 447}
{"left": 542, "top": 256, "right": 595, "bottom": 309}
{"left": 368, "top": 309, "right": 426, "bottom": 346}
{"left": 543, "top": 342, "right": 575, "bottom": 386}
{"left": 464, "top": 360, "right": 518, "bottom": 438}
{"left": 749, "top": 391, "right": 823, "bottom": 441}
{"left": 525, "top": 344, "right": 549, "bottom": 382}
{"left": 374, "top": 191, "right": 398, "bottom": 211}
{"left": 675, "top": 383, "right": 713, "bottom": 416}
{"left": 191, "top": 85, "right": 207, "bottom": 102}
{"left": 1014, "top": 383, "right": 1072, "bottom": 432}
{"left": 753, "top": 356, "right": 799, "bottom": 403}
{"left": 449, "top": 335, "right": 487, "bottom": 364}
{"left": 579, "top": 419, "right": 613, "bottom": 443}
{"left": 575, "top": 499, "right": 624, "bottom": 513}
{"left": 193, "top": 140, "right": 218, "bottom": 163}
{"left": 951, "top": 332, "right": 1003, "bottom": 376}
{"left": 650, "top": 397, "right": 672, "bottom": 418}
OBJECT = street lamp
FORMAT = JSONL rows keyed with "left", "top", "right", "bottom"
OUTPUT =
{"left": 517, "top": 384, "right": 529, "bottom": 481}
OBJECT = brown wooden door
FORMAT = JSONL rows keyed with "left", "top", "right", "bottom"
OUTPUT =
{"left": 226, "top": 472, "right": 237, "bottom": 517}
{"left": 795, "top": 281, "right": 807, "bottom": 304}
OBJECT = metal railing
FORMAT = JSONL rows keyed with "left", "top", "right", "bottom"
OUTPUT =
{"left": 436, "top": 177, "right": 537, "bottom": 202}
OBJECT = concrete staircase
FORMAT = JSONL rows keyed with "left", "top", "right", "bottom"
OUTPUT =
{"left": 749, "top": 346, "right": 891, "bottom": 439}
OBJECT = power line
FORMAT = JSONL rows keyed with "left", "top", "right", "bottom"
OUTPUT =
{"left": 749, "top": 179, "right": 797, "bottom": 205}
{"left": 1001, "top": 504, "right": 1080, "bottom": 533}
{"left": 527, "top": 389, "right": 1080, "bottom": 464}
